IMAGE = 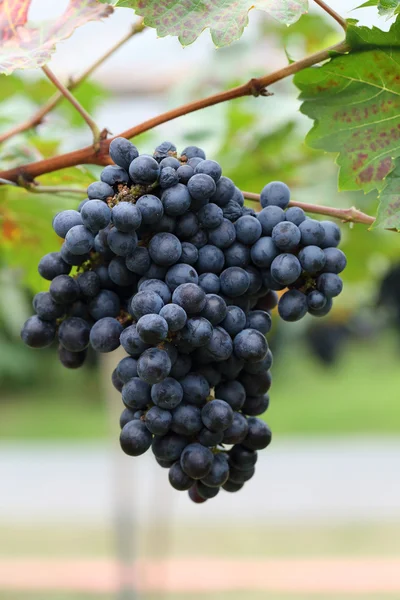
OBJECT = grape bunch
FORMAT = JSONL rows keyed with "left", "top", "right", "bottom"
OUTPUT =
{"left": 21, "top": 139, "right": 346, "bottom": 503}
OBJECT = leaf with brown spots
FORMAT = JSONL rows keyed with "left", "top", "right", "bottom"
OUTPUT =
{"left": 294, "top": 17, "right": 400, "bottom": 196}
{"left": 0, "top": 0, "right": 113, "bottom": 75}
{"left": 99, "top": 0, "right": 308, "bottom": 47}
{"left": 373, "top": 159, "right": 400, "bottom": 230}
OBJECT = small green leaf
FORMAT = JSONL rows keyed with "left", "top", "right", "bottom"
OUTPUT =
{"left": 295, "top": 17, "right": 400, "bottom": 197}
{"left": 356, "top": 0, "right": 400, "bottom": 19}
{"left": 100, "top": 0, "right": 308, "bottom": 47}
{"left": 373, "top": 159, "right": 400, "bottom": 229}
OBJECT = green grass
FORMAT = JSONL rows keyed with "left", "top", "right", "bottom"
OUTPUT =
{"left": 2, "top": 335, "right": 400, "bottom": 439}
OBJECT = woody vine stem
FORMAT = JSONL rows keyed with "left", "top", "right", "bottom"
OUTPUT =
{"left": 0, "top": 1, "right": 374, "bottom": 226}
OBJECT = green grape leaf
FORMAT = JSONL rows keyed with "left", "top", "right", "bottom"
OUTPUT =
{"left": 356, "top": 0, "right": 400, "bottom": 19}
{"left": 373, "top": 159, "right": 400, "bottom": 229}
{"left": 294, "top": 17, "right": 400, "bottom": 198}
{"left": 0, "top": 0, "right": 113, "bottom": 75}
{"left": 100, "top": 0, "right": 308, "bottom": 47}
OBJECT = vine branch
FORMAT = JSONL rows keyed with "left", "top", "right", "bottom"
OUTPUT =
{"left": 0, "top": 40, "right": 349, "bottom": 184}
{"left": 313, "top": 0, "right": 348, "bottom": 31}
{"left": 0, "top": 20, "right": 145, "bottom": 145}
{"left": 242, "top": 191, "right": 375, "bottom": 226}
{"left": 41, "top": 65, "right": 104, "bottom": 147}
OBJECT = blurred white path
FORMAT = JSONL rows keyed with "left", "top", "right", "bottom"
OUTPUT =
{"left": 1, "top": 437, "right": 399, "bottom": 524}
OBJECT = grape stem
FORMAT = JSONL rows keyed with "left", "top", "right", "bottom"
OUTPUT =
{"left": 313, "top": 0, "right": 348, "bottom": 31}
{"left": 20, "top": 183, "right": 88, "bottom": 195}
{"left": 0, "top": 20, "right": 145, "bottom": 146}
{"left": 0, "top": 40, "right": 349, "bottom": 184}
{"left": 41, "top": 65, "right": 105, "bottom": 149}
{"left": 242, "top": 191, "right": 375, "bottom": 226}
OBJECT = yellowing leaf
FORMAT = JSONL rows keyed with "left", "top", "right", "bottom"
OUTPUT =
{"left": 0, "top": 0, "right": 113, "bottom": 75}
{"left": 101, "top": 0, "right": 308, "bottom": 47}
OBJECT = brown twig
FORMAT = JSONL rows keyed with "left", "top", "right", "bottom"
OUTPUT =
{"left": 0, "top": 40, "right": 349, "bottom": 184}
{"left": 0, "top": 20, "right": 145, "bottom": 145}
{"left": 42, "top": 65, "right": 103, "bottom": 146}
{"left": 0, "top": 21, "right": 145, "bottom": 146}
{"left": 313, "top": 0, "right": 348, "bottom": 31}
{"left": 242, "top": 191, "right": 375, "bottom": 226}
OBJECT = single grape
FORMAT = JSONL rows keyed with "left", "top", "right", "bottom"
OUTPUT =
{"left": 177, "top": 164, "right": 194, "bottom": 184}
{"left": 107, "top": 228, "right": 137, "bottom": 257}
{"left": 235, "top": 215, "right": 262, "bottom": 245}
{"left": 322, "top": 247, "right": 347, "bottom": 274}
{"left": 49, "top": 275, "right": 79, "bottom": 304}
{"left": 317, "top": 273, "right": 343, "bottom": 298}
{"left": 165, "top": 263, "right": 198, "bottom": 291}
{"left": 152, "top": 432, "right": 188, "bottom": 462}
{"left": 169, "top": 462, "right": 194, "bottom": 491}
{"left": 136, "top": 195, "right": 164, "bottom": 224}
{"left": 38, "top": 252, "right": 71, "bottom": 280}
{"left": 197, "top": 428, "right": 224, "bottom": 447}
{"left": 201, "top": 399, "right": 233, "bottom": 432}
{"left": 172, "top": 283, "right": 206, "bottom": 314}
{"left": 175, "top": 212, "right": 199, "bottom": 239}
{"left": 224, "top": 242, "right": 250, "bottom": 269}
{"left": 270, "top": 254, "right": 302, "bottom": 285}
{"left": 257, "top": 206, "right": 286, "bottom": 236}
{"left": 179, "top": 242, "right": 198, "bottom": 266}
{"left": 299, "top": 219, "right": 325, "bottom": 246}
{"left": 210, "top": 176, "right": 235, "bottom": 207}
{"left": 233, "top": 329, "right": 268, "bottom": 363}
{"left": 260, "top": 181, "right": 290, "bottom": 209}
{"left": 196, "top": 245, "right": 225, "bottom": 275}
{"left": 120, "top": 421, "right": 152, "bottom": 457}
{"left": 137, "top": 348, "right": 172, "bottom": 384}
{"left": 272, "top": 221, "right": 301, "bottom": 252}
{"left": 200, "top": 294, "right": 227, "bottom": 325}
{"left": 154, "top": 141, "right": 177, "bottom": 162}
{"left": 145, "top": 406, "right": 172, "bottom": 435}
{"left": 181, "top": 146, "right": 206, "bottom": 161}
{"left": 208, "top": 219, "right": 236, "bottom": 249}
{"left": 65, "top": 225, "right": 94, "bottom": 255}
{"left": 58, "top": 346, "right": 87, "bottom": 370}
{"left": 223, "top": 413, "right": 249, "bottom": 444}
{"left": 197, "top": 204, "right": 224, "bottom": 229}
{"left": 171, "top": 403, "right": 202, "bottom": 436}
{"left": 111, "top": 202, "right": 142, "bottom": 232}
{"left": 89, "top": 290, "right": 120, "bottom": 320}
{"left": 122, "top": 377, "right": 151, "bottom": 409}
{"left": 242, "top": 418, "right": 272, "bottom": 451}
{"left": 220, "top": 267, "right": 250, "bottom": 298}
{"left": 58, "top": 317, "right": 90, "bottom": 352}
{"left": 229, "top": 444, "right": 258, "bottom": 470}
{"left": 320, "top": 220, "right": 341, "bottom": 248}
{"left": 159, "top": 304, "right": 187, "bottom": 332}
{"left": 81, "top": 200, "right": 111, "bottom": 233}
{"left": 246, "top": 310, "right": 271, "bottom": 335}
{"left": 130, "top": 290, "right": 164, "bottom": 319}
{"left": 161, "top": 184, "right": 191, "bottom": 216}
{"left": 180, "top": 443, "right": 213, "bottom": 479}
{"left": 278, "top": 290, "right": 308, "bottom": 322}
{"left": 21, "top": 316, "right": 56, "bottom": 348}
{"left": 89, "top": 317, "right": 123, "bottom": 352}
{"left": 180, "top": 372, "right": 210, "bottom": 406}
{"left": 199, "top": 273, "right": 220, "bottom": 294}
{"left": 195, "top": 326, "right": 233, "bottom": 363}
{"left": 33, "top": 292, "right": 64, "bottom": 321}
{"left": 137, "top": 314, "right": 168, "bottom": 344}
{"left": 139, "top": 279, "right": 171, "bottom": 304}
{"left": 242, "top": 394, "right": 270, "bottom": 417}
{"left": 215, "top": 380, "right": 246, "bottom": 410}
{"left": 129, "top": 155, "right": 159, "bottom": 184}
{"left": 119, "top": 407, "right": 140, "bottom": 429}
{"left": 87, "top": 181, "right": 114, "bottom": 201}
{"left": 77, "top": 271, "right": 101, "bottom": 298}
{"left": 116, "top": 356, "right": 138, "bottom": 383}
{"left": 221, "top": 305, "right": 247, "bottom": 337}
{"left": 109, "top": 137, "right": 139, "bottom": 171}
{"left": 250, "top": 237, "right": 279, "bottom": 268}
{"left": 307, "top": 290, "right": 327, "bottom": 311}
{"left": 101, "top": 165, "right": 130, "bottom": 186}
{"left": 222, "top": 200, "right": 242, "bottom": 223}
{"left": 285, "top": 206, "right": 306, "bottom": 226}
{"left": 53, "top": 210, "right": 82, "bottom": 238}
{"left": 120, "top": 324, "right": 150, "bottom": 357}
